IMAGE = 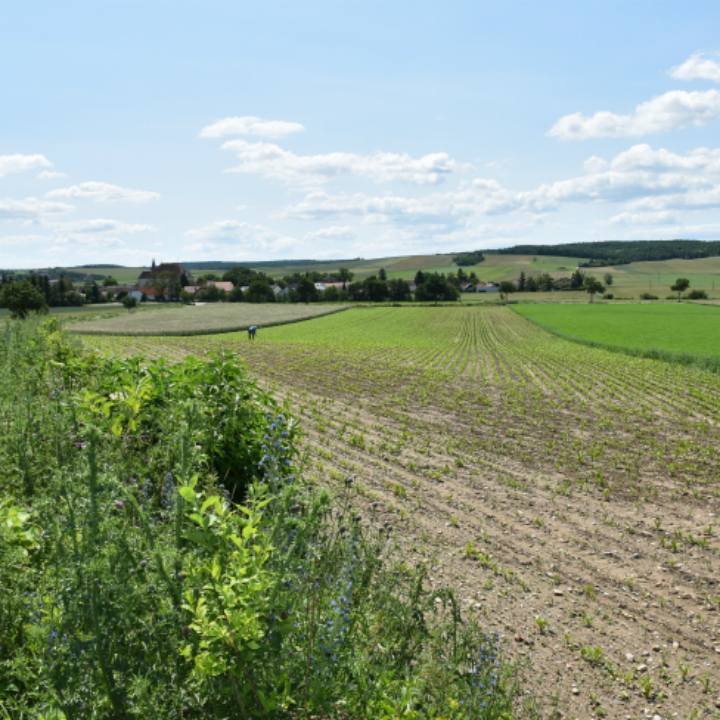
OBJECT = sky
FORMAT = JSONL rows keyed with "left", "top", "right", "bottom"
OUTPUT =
{"left": 3, "top": 1, "right": 720, "bottom": 269}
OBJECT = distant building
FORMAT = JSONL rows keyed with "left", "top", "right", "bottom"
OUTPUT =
{"left": 476, "top": 282, "right": 498, "bottom": 293}
{"left": 183, "top": 280, "right": 234, "bottom": 297}
{"left": 137, "top": 260, "right": 188, "bottom": 287}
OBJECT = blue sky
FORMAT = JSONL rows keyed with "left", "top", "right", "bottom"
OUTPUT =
{"left": 3, "top": 0, "right": 720, "bottom": 268}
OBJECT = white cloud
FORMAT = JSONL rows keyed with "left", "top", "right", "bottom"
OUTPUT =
{"left": 303, "top": 226, "right": 357, "bottom": 242}
{"left": 0, "top": 234, "right": 49, "bottom": 247}
{"left": 183, "top": 220, "right": 296, "bottom": 254}
{"left": 547, "top": 90, "right": 720, "bottom": 139}
{"left": 670, "top": 53, "right": 720, "bottom": 82}
{"left": 220, "top": 139, "right": 458, "bottom": 185}
{"left": 46, "top": 181, "right": 160, "bottom": 203}
{"left": 282, "top": 190, "right": 477, "bottom": 228}
{"left": 44, "top": 218, "right": 156, "bottom": 234}
{"left": 281, "top": 143, "right": 720, "bottom": 230}
{"left": 0, "top": 154, "right": 52, "bottom": 178}
{"left": 200, "top": 116, "right": 305, "bottom": 139}
{"left": 37, "top": 170, "right": 68, "bottom": 179}
{"left": 0, "top": 197, "right": 74, "bottom": 221}
{"left": 607, "top": 210, "right": 678, "bottom": 225}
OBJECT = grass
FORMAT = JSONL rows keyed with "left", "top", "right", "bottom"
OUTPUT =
{"left": 513, "top": 302, "right": 720, "bottom": 359}
{"left": 66, "top": 303, "right": 351, "bottom": 336}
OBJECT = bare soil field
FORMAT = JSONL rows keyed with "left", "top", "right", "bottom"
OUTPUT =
{"left": 85, "top": 307, "right": 720, "bottom": 720}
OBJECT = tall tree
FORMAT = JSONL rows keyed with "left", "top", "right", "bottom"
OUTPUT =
{"left": 671, "top": 277, "right": 690, "bottom": 302}
{"left": 0, "top": 280, "right": 48, "bottom": 319}
{"left": 498, "top": 281, "right": 516, "bottom": 304}
{"left": 584, "top": 276, "right": 605, "bottom": 303}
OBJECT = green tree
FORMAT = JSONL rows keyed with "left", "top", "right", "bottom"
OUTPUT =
{"left": 323, "top": 286, "right": 340, "bottom": 302}
{"left": 0, "top": 280, "right": 48, "bottom": 319}
{"left": 337, "top": 267, "right": 354, "bottom": 283}
{"left": 570, "top": 269, "right": 585, "bottom": 289}
{"left": 296, "top": 277, "right": 318, "bottom": 304}
{"left": 378, "top": 268, "right": 387, "bottom": 281}
{"left": 518, "top": 271, "right": 526, "bottom": 292}
{"left": 497, "top": 281, "right": 516, "bottom": 303}
{"left": 197, "top": 285, "right": 226, "bottom": 302}
{"left": 584, "top": 276, "right": 605, "bottom": 302}
{"left": 414, "top": 270, "right": 426, "bottom": 286}
{"left": 245, "top": 280, "right": 276, "bottom": 304}
{"left": 671, "top": 277, "right": 690, "bottom": 302}
{"left": 387, "top": 278, "right": 411, "bottom": 301}
{"left": 121, "top": 295, "right": 138, "bottom": 312}
{"left": 415, "top": 273, "right": 459, "bottom": 304}
{"left": 364, "top": 276, "right": 390, "bottom": 302}
{"left": 228, "top": 286, "right": 245, "bottom": 303}
{"left": 603, "top": 272, "right": 613, "bottom": 286}
{"left": 103, "top": 276, "right": 118, "bottom": 287}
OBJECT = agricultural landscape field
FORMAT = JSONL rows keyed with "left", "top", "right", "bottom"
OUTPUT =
{"left": 85, "top": 305, "right": 720, "bottom": 720}
{"left": 59, "top": 251, "right": 720, "bottom": 301}
{"left": 68, "top": 302, "right": 347, "bottom": 336}
{"left": 515, "top": 303, "right": 720, "bottom": 360}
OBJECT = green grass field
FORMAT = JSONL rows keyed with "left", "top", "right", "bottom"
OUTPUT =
{"left": 513, "top": 302, "right": 720, "bottom": 357}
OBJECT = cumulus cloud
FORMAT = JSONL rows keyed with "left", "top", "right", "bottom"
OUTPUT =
{"left": 220, "top": 139, "right": 458, "bottom": 186}
{"left": 45, "top": 218, "right": 156, "bottom": 234}
{"left": 37, "top": 170, "right": 68, "bottom": 179}
{"left": 670, "top": 53, "right": 720, "bottom": 82}
{"left": 0, "top": 154, "right": 52, "bottom": 178}
{"left": 0, "top": 197, "right": 74, "bottom": 221}
{"left": 183, "top": 220, "right": 296, "bottom": 254}
{"left": 46, "top": 181, "right": 160, "bottom": 203}
{"left": 282, "top": 190, "right": 477, "bottom": 228}
{"left": 547, "top": 90, "right": 720, "bottom": 139}
{"left": 303, "top": 226, "right": 357, "bottom": 242}
{"left": 607, "top": 210, "right": 678, "bottom": 225}
{"left": 280, "top": 142, "right": 720, "bottom": 231}
{"left": 200, "top": 116, "right": 305, "bottom": 139}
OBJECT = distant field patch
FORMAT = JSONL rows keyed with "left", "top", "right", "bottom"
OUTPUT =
{"left": 68, "top": 303, "right": 348, "bottom": 336}
{"left": 514, "top": 302, "right": 720, "bottom": 357}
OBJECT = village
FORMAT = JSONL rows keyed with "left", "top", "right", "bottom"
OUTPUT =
{"left": 3, "top": 260, "right": 581, "bottom": 308}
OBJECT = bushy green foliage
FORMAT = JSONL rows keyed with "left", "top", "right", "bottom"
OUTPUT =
{"left": 0, "top": 280, "right": 48, "bottom": 319}
{"left": 453, "top": 251, "right": 485, "bottom": 266}
{"left": 0, "top": 318, "right": 527, "bottom": 719}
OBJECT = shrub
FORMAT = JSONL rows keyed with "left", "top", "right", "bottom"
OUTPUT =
{"left": 640, "top": 293, "right": 658, "bottom": 300}
{"left": 685, "top": 289, "right": 708, "bottom": 300}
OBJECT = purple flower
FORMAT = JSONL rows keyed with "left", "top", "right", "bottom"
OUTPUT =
{"left": 117, "top": 501, "right": 125, "bottom": 509}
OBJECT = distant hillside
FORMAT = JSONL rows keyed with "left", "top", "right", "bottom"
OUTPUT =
{"left": 493, "top": 240, "right": 720, "bottom": 266}
{"left": 183, "top": 259, "right": 358, "bottom": 271}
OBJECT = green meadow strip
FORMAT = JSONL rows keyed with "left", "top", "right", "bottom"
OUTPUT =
{"left": 512, "top": 307, "right": 720, "bottom": 373}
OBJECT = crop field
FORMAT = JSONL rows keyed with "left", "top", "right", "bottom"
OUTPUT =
{"left": 67, "top": 302, "right": 348, "bottom": 336}
{"left": 515, "top": 302, "right": 720, "bottom": 359}
{"left": 85, "top": 306, "right": 720, "bottom": 719}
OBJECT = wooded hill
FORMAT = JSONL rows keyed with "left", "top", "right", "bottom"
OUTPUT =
{"left": 493, "top": 240, "right": 720, "bottom": 266}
